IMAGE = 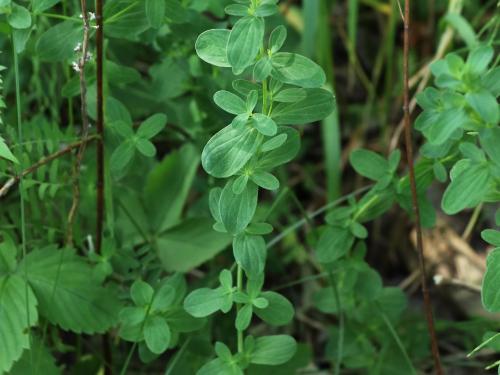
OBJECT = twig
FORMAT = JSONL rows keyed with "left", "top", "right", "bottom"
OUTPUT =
{"left": 402, "top": 1, "right": 443, "bottom": 374}
{"left": 66, "top": 1, "right": 91, "bottom": 246}
{"left": 0, "top": 136, "right": 98, "bottom": 198}
{"left": 433, "top": 274, "right": 481, "bottom": 293}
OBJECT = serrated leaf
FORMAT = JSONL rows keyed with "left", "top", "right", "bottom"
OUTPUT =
{"left": 271, "top": 53, "right": 326, "bottom": 88}
{"left": 195, "top": 29, "right": 231, "bottom": 67}
{"left": 227, "top": 16, "right": 264, "bottom": 74}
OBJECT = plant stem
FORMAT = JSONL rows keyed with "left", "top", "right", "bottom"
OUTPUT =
{"left": 462, "top": 203, "right": 483, "bottom": 241}
{"left": 236, "top": 265, "right": 244, "bottom": 353}
{"left": 402, "top": 2, "right": 443, "bottom": 374}
{"left": 96, "top": 0, "right": 105, "bottom": 254}
{"left": 328, "top": 272, "right": 343, "bottom": 375}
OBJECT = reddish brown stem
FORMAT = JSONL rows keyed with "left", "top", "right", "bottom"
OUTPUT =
{"left": 402, "top": 1, "right": 443, "bottom": 374}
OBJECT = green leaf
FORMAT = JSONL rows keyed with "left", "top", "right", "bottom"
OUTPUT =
{"left": 482, "top": 230, "right": 500, "bottom": 247}
{"left": 195, "top": 29, "right": 231, "bottom": 67}
{"left": 227, "top": 16, "right": 265, "bottom": 74}
{"left": 271, "top": 53, "right": 326, "bottom": 88}
{"left": 21, "top": 247, "right": 121, "bottom": 334}
{"left": 10, "top": 339, "right": 59, "bottom": 375}
{"left": 198, "top": 358, "right": 241, "bottom": 375}
{"left": 144, "top": 316, "right": 171, "bottom": 354}
{"left": 467, "top": 45, "right": 493, "bottom": 75}
{"left": 255, "top": 3, "right": 278, "bottom": 17}
{"left": 0, "top": 135, "right": 18, "bottom": 163}
{"left": 252, "top": 113, "right": 277, "bottom": 136}
{"left": 253, "top": 57, "right": 273, "bottom": 81}
{"left": 269, "top": 25, "right": 286, "bottom": 53}
{"left": 441, "top": 161, "right": 491, "bottom": 215}
{"left": 104, "top": 0, "right": 149, "bottom": 39}
{"left": 349, "top": 149, "right": 389, "bottom": 181}
{"left": 236, "top": 304, "right": 253, "bottom": 331}
{"left": 0, "top": 275, "right": 38, "bottom": 374}
{"left": 214, "top": 90, "right": 247, "bottom": 115}
{"left": 145, "top": 0, "right": 166, "bottom": 28}
{"left": 225, "top": 4, "right": 248, "bottom": 16}
{"left": 246, "top": 222, "right": 273, "bottom": 235}
{"left": 36, "top": 21, "right": 83, "bottom": 62}
{"left": 466, "top": 90, "right": 499, "bottom": 124}
{"left": 135, "top": 138, "right": 156, "bottom": 157}
{"left": 254, "top": 291, "right": 294, "bottom": 326}
{"left": 250, "top": 171, "right": 279, "bottom": 190}
{"left": 151, "top": 283, "right": 175, "bottom": 312}
{"left": 482, "top": 249, "right": 500, "bottom": 312}
{"left": 250, "top": 335, "right": 297, "bottom": 365}
{"left": 271, "top": 88, "right": 335, "bottom": 125}
{"left": 261, "top": 133, "right": 287, "bottom": 152}
{"left": 233, "top": 234, "right": 266, "bottom": 278}
{"left": 425, "top": 108, "right": 467, "bottom": 145}
{"left": 202, "top": 125, "right": 261, "bottom": 178}
{"left": 480, "top": 128, "right": 500, "bottom": 165}
{"left": 157, "top": 218, "right": 231, "bottom": 272}
{"left": 32, "top": 0, "right": 60, "bottom": 12}
{"left": 233, "top": 175, "right": 249, "bottom": 194}
{"left": 445, "top": 13, "right": 477, "bottom": 48}
{"left": 219, "top": 180, "right": 259, "bottom": 234}
{"left": 316, "top": 226, "right": 355, "bottom": 264}
{"left": 7, "top": 4, "right": 31, "bottom": 29}
{"left": 184, "top": 287, "right": 228, "bottom": 318}
{"left": 110, "top": 140, "right": 135, "bottom": 174}
{"left": 131, "top": 280, "right": 154, "bottom": 306}
{"left": 0, "top": 236, "right": 17, "bottom": 274}
{"left": 273, "top": 88, "right": 307, "bottom": 103}
{"left": 258, "top": 127, "right": 300, "bottom": 169}
{"left": 137, "top": 113, "right": 167, "bottom": 139}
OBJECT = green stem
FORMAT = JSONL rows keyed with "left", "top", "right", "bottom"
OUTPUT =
{"left": 39, "top": 12, "right": 80, "bottom": 21}
{"left": 119, "top": 343, "right": 137, "bottom": 375}
{"left": 236, "top": 265, "right": 244, "bottom": 353}
{"left": 328, "top": 272, "right": 344, "bottom": 375}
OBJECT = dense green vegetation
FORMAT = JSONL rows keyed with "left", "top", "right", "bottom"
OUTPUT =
{"left": 0, "top": 0, "right": 499, "bottom": 374}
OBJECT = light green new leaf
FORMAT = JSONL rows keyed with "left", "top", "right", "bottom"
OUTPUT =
{"left": 145, "top": 0, "right": 166, "bottom": 28}
{"left": 261, "top": 133, "right": 287, "bottom": 152}
{"left": 131, "top": 280, "right": 154, "bottom": 306}
{"left": 195, "top": 29, "right": 231, "bottom": 67}
{"left": 271, "top": 88, "right": 334, "bottom": 125}
{"left": 467, "top": 45, "right": 493, "bottom": 75}
{"left": 235, "top": 304, "right": 253, "bottom": 331}
{"left": 0, "top": 136, "right": 18, "bottom": 163}
{"left": 202, "top": 125, "right": 261, "bottom": 178}
{"left": 233, "top": 234, "right": 266, "bottom": 278}
{"left": 252, "top": 113, "right": 277, "bottom": 136}
{"left": 137, "top": 113, "right": 167, "bottom": 139}
{"left": 21, "top": 247, "right": 121, "bottom": 333}
{"left": 482, "top": 230, "right": 500, "bottom": 247}
{"left": 250, "top": 335, "right": 297, "bottom": 365}
{"left": 255, "top": 3, "right": 278, "bottom": 17}
{"left": 7, "top": 4, "right": 31, "bottom": 29}
{"left": 482, "top": 249, "right": 500, "bottom": 312}
{"left": 214, "top": 90, "right": 247, "bottom": 115}
{"left": 442, "top": 161, "right": 491, "bottom": 214}
{"left": 225, "top": 4, "right": 248, "bottom": 16}
{"left": 271, "top": 53, "right": 326, "bottom": 88}
{"left": 144, "top": 316, "right": 171, "bottom": 354}
{"left": 316, "top": 226, "right": 355, "bottom": 264}
{"left": 227, "top": 16, "right": 265, "bottom": 74}
{"left": 32, "top": 0, "right": 61, "bottom": 13}
{"left": 254, "top": 291, "right": 294, "bottom": 326}
{"left": 184, "top": 287, "right": 228, "bottom": 318}
{"left": 157, "top": 218, "right": 231, "bottom": 272}
{"left": 0, "top": 275, "right": 38, "bottom": 374}
{"left": 349, "top": 149, "right": 389, "bottom": 181}
{"left": 219, "top": 181, "right": 258, "bottom": 234}
{"left": 135, "top": 138, "right": 156, "bottom": 157}
{"left": 269, "top": 25, "right": 286, "bottom": 53}
{"left": 258, "top": 127, "right": 300, "bottom": 169}
{"left": 198, "top": 358, "right": 241, "bottom": 375}
{"left": 466, "top": 90, "right": 499, "bottom": 125}
{"left": 36, "top": 21, "right": 83, "bottom": 61}
{"left": 250, "top": 171, "right": 279, "bottom": 190}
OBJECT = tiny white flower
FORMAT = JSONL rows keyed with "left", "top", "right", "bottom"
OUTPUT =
{"left": 89, "top": 12, "right": 96, "bottom": 21}
{"left": 72, "top": 61, "right": 81, "bottom": 72}
{"left": 74, "top": 42, "right": 82, "bottom": 52}
{"left": 433, "top": 274, "right": 443, "bottom": 285}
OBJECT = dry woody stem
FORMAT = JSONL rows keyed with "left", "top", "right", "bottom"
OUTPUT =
{"left": 402, "top": 1, "right": 444, "bottom": 374}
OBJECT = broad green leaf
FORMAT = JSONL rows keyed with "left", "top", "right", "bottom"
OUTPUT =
{"left": 261, "top": 133, "right": 287, "bottom": 152}
{"left": 145, "top": 0, "right": 166, "bottom": 28}
{"left": 255, "top": 3, "right": 278, "bottom": 16}
{"left": 316, "top": 226, "right": 355, "bottom": 264}
{"left": 250, "top": 171, "right": 279, "bottom": 190}
{"left": 36, "top": 21, "right": 83, "bottom": 61}
{"left": 225, "top": 4, "right": 248, "bottom": 16}
{"left": 32, "top": 0, "right": 60, "bottom": 13}
{"left": 110, "top": 140, "right": 135, "bottom": 174}
{"left": 202, "top": 125, "right": 261, "bottom": 178}
{"left": 131, "top": 280, "right": 154, "bottom": 306}
{"left": 144, "top": 316, "right": 171, "bottom": 354}
{"left": 269, "top": 25, "right": 286, "bottom": 53}
{"left": 137, "top": 113, "right": 167, "bottom": 139}
{"left": 0, "top": 236, "right": 17, "bottom": 273}
{"left": 214, "top": 90, "right": 247, "bottom": 115}
{"left": 482, "top": 249, "right": 500, "bottom": 312}
{"left": 184, "top": 287, "right": 227, "bottom": 318}
{"left": 135, "top": 138, "right": 156, "bottom": 157}
{"left": 252, "top": 113, "right": 277, "bottom": 136}
{"left": 233, "top": 234, "right": 266, "bottom": 278}
{"left": 198, "top": 358, "right": 241, "bottom": 375}
{"left": 253, "top": 57, "right": 273, "bottom": 81}
{"left": 250, "top": 335, "right": 297, "bottom": 365}
{"left": 219, "top": 180, "right": 258, "bottom": 234}
{"left": 165, "top": 0, "right": 188, "bottom": 23}
{"left": 195, "top": 29, "right": 231, "bottom": 68}
{"left": 480, "top": 128, "right": 500, "bottom": 165}
{"left": 151, "top": 284, "right": 175, "bottom": 312}
{"left": 258, "top": 127, "right": 300, "bottom": 169}
{"left": 482, "top": 230, "right": 500, "bottom": 247}
{"left": 7, "top": 4, "right": 31, "bottom": 29}
{"left": 442, "top": 161, "right": 491, "bottom": 214}
{"left": 271, "top": 88, "right": 334, "bottom": 125}
{"left": 0, "top": 135, "right": 18, "bottom": 163}
{"left": 10, "top": 339, "right": 59, "bottom": 375}
{"left": 467, "top": 45, "right": 493, "bottom": 75}
{"left": 157, "top": 218, "right": 231, "bottom": 272}
{"left": 145, "top": 144, "right": 199, "bottom": 231}
{"left": 104, "top": 0, "right": 149, "bottom": 40}
{"left": 235, "top": 304, "right": 253, "bottom": 331}
{"left": 12, "top": 27, "right": 31, "bottom": 53}
{"left": 445, "top": 13, "right": 477, "bottom": 48}
{"left": 21, "top": 247, "right": 121, "bottom": 333}
{"left": 254, "top": 291, "right": 294, "bottom": 326}
{"left": 273, "top": 88, "right": 307, "bottom": 103}
{"left": 271, "top": 53, "right": 326, "bottom": 88}
{"left": 425, "top": 108, "right": 467, "bottom": 145}
{"left": 349, "top": 149, "right": 389, "bottom": 181}
{"left": 0, "top": 275, "right": 38, "bottom": 374}
{"left": 466, "top": 90, "right": 499, "bottom": 124}
{"left": 227, "top": 16, "right": 265, "bottom": 74}
{"left": 233, "top": 174, "right": 249, "bottom": 194}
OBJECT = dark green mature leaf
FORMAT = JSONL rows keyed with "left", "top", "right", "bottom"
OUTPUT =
{"left": 21, "top": 247, "right": 121, "bottom": 334}
{"left": 482, "top": 249, "right": 500, "bottom": 312}
{"left": 157, "top": 218, "right": 231, "bottom": 272}
{"left": 251, "top": 335, "right": 297, "bottom": 365}
{"left": 227, "top": 16, "right": 265, "bottom": 74}
{"left": 196, "top": 29, "right": 231, "bottom": 67}
{"left": 441, "top": 160, "right": 491, "bottom": 214}
{"left": 0, "top": 236, "right": 17, "bottom": 274}
{"left": 233, "top": 234, "right": 266, "bottom": 278}
{"left": 271, "top": 88, "right": 334, "bottom": 125}
{"left": 254, "top": 291, "right": 294, "bottom": 326}
{"left": 32, "top": 0, "right": 60, "bottom": 13}
{"left": 219, "top": 181, "right": 259, "bottom": 234}
{"left": 271, "top": 53, "right": 326, "bottom": 88}
{"left": 36, "top": 21, "right": 83, "bottom": 61}
{"left": 0, "top": 275, "right": 38, "bottom": 374}
{"left": 10, "top": 339, "right": 59, "bottom": 375}
{"left": 145, "top": 0, "right": 165, "bottom": 28}
{"left": 202, "top": 125, "right": 262, "bottom": 178}
{"left": 316, "top": 226, "right": 355, "bottom": 264}
{"left": 110, "top": 140, "right": 135, "bottom": 175}
{"left": 349, "top": 149, "right": 389, "bottom": 181}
